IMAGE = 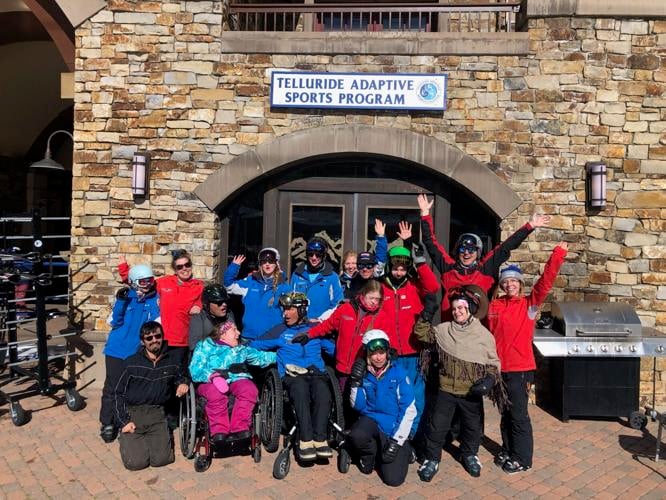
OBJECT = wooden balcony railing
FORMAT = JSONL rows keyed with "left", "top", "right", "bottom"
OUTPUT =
{"left": 227, "top": 2, "right": 525, "bottom": 33}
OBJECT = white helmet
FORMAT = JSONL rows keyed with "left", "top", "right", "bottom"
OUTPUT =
{"left": 362, "top": 329, "right": 390, "bottom": 352}
{"left": 128, "top": 264, "right": 154, "bottom": 284}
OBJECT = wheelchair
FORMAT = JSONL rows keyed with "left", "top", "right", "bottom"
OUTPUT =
{"left": 179, "top": 381, "right": 263, "bottom": 472}
{"left": 259, "top": 365, "right": 346, "bottom": 479}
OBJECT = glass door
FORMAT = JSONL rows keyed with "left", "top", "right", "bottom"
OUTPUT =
{"left": 357, "top": 193, "right": 424, "bottom": 253}
{"left": 277, "top": 192, "right": 354, "bottom": 276}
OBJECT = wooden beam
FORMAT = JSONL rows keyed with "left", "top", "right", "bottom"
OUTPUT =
{"left": 24, "top": 0, "right": 75, "bottom": 71}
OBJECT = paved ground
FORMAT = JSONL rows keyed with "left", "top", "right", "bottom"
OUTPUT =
{"left": 0, "top": 387, "right": 664, "bottom": 500}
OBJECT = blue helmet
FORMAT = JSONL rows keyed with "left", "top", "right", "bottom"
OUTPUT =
{"left": 306, "top": 237, "right": 327, "bottom": 255}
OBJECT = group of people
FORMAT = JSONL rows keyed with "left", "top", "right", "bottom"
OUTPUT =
{"left": 100, "top": 194, "right": 567, "bottom": 486}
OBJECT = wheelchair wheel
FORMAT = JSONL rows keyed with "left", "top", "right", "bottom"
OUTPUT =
{"left": 260, "top": 368, "right": 283, "bottom": 453}
{"left": 252, "top": 443, "right": 262, "bottom": 463}
{"left": 326, "top": 366, "right": 345, "bottom": 436}
{"left": 629, "top": 411, "right": 647, "bottom": 430}
{"left": 337, "top": 447, "right": 351, "bottom": 474}
{"left": 272, "top": 449, "right": 291, "bottom": 480}
{"left": 194, "top": 452, "right": 211, "bottom": 473}
{"left": 179, "top": 382, "right": 197, "bottom": 458}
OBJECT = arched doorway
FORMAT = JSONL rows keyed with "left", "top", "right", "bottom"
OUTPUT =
{"left": 195, "top": 125, "right": 522, "bottom": 273}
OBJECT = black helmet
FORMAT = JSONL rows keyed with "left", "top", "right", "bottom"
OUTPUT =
{"left": 278, "top": 292, "right": 309, "bottom": 319}
{"left": 202, "top": 283, "right": 229, "bottom": 307}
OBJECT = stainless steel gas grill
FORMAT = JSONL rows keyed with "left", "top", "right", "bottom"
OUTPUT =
{"left": 533, "top": 302, "right": 666, "bottom": 422}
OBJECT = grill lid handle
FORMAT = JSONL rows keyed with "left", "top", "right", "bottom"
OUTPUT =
{"left": 575, "top": 328, "right": 631, "bottom": 337}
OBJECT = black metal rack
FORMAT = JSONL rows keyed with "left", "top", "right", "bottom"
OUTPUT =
{"left": 0, "top": 209, "right": 84, "bottom": 426}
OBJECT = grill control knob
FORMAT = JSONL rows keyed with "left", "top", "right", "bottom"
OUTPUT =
{"left": 600, "top": 345, "right": 608, "bottom": 353}
{"left": 587, "top": 345, "right": 594, "bottom": 353}
{"left": 615, "top": 345, "right": 622, "bottom": 353}
{"left": 571, "top": 345, "right": 580, "bottom": 353}
{"left": 657, "top": 345, "right": 665, "bottom": 354}
{"left": 629, "top": 345, "right": 637, "bottom": 353}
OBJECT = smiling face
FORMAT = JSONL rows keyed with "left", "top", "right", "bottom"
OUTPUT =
{"left": 343, "top": 255, "right": 357, "bottom": 275}
{"left": 457, "top": 246, "right": 478, "bottom": 267}
{"left": 358, "top": 264, "right": 375, "bottom": 279}
{"left": 307, "top": 251, "right": 324, "bottom": 268}
{"left": 141, "top": 328, "right": 164, "bottom": 355}
{"left": 501, "top": 278, "right": 522, "bottom": 298}
{"left": 174, "top": 257, "right": 193, "bottom": 281}
{"left": 219, "top": 324, "right": 240, "bottom": 347}
{"left": 451, "top": 299, "right": 471, "bottom": 324}
{"left": 368, "top": 349, "right": 388, "bottom": 369}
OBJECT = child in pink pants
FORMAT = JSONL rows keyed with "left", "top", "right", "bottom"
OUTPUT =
{"left": 189, "top": 321, "right": 276, "bottom": 443}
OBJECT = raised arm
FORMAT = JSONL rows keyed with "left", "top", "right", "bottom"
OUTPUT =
{"left": 528, "top": 242, "right": 568, "bottom": 308}
{"left": 418, "top": 194, "right": 453, "bottom": 273}
{"left": 480, "top": 213, "right": 550, "bottom": 276}
{"left": 224, "top": 255, "right": 249, "bottom": 296}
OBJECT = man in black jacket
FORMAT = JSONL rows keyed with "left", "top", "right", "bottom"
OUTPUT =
{"left": 114, "top": 321, "right": 189, "bottom": 471}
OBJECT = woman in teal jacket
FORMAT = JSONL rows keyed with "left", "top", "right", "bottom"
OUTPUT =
{"left": 189, "top": 321, "right": 275, "bottom": 443}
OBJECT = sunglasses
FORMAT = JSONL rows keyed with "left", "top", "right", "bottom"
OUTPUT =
{"left": 211, "top": 300, "right": 228, "bottom": 306}
{"left": 358, "top": 263, "right": 375, "bottom": 270}
{"left": 175, "top": 262, "right": 192, "bottom": 270}
{"left": 259, "top": 258, "right": 277, "bottom": 264}
{"left": 306, "top": 251, "right": 324, "bottom": 258}
{"left": 458, "top": 246, "right": 477, "bottom": 255}
{"left": 136, "top": 277, "right": 155, "bottom": 287}
{"left": 142, "top": 333, "right": 163, "bottom": 342}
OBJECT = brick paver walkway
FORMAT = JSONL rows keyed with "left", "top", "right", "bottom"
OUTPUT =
{"left": 0, "top": 389, "right": 664, "bottom": 499}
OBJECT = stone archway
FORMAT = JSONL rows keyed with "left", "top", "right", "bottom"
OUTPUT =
{"left": 194, "top": 124, "right": 522, "bottom": 218}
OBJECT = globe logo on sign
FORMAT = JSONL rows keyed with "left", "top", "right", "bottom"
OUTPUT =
{"left": 418, "top": 82, "right": 439, "bottom": 102}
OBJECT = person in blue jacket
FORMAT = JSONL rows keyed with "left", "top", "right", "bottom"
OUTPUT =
{"left": 290, "top": 237, "right": 344, "bottom": 320}
{"left": 250, "top": 292, "right": 334, "bottom": 462}
{"left": 348, "top": 329, "right": 417, "bottom": 487}
{"left": 224, "top": 247, "right": 290, "bottom": 341}
{"left": 100, "top": 264, "right": 161, "bottom": 444}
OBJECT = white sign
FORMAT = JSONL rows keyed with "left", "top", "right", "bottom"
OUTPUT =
{"left": 270, "top": 71, "right": 447, "bottom": 111}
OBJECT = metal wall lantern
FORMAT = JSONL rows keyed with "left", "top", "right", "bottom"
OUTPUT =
{"left": 132, "top": 152, "right": 150, "bottom": 201}
{"left": 30, "top": 129, "right": 73, "bottom": 171}
{"left": 585, "top": 161, "right": 606, "bottom": 210}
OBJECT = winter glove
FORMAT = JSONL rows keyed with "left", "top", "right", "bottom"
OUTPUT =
{"left": 421, "top": 293, "right": 439, "bottom": 323}
{"left": 468, "top": 374, "right": 496, "bottom": 397}
{"left": 227, "top": 362, "right": 248, "bottom": 374}
{"left": 412, "top": 243, "right": 427, "bottom": 265}
{"left": 382, "top": 438, "right": 401, "bottom": 464}
{"left": 210, "top": 373, "right": 229, "bottom": 394}
{"left": 290, "top": 332, "right": 311, "bottom": 345}
{"left": 116, "top": 286, "right": 131, "bottom": 300}
{"left": 349, "top": 358, "right": 367, "bottom": 388}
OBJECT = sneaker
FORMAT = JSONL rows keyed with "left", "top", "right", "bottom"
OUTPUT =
{"left": 100, "top": 424, "right": 118, "bottom": 443}
{"left": 461, "top": 455, "right": 482, "bottom": 478}
{"left": 358, "top": 457, "right": 374, "bottom": 474}
{"left": 502, "top": 460, "right": 531, "bottom": 475}
{"left": 494, "top": 449, "right": 510, "bottom": 467}
{"left": 417, "top": 459, "right": 440, "bottom": 482}
{"left": 298, "top": 441, "right": 317, "bottom": 461}
{"left": 313, "top": 440, "right": 333, "bottom": 458}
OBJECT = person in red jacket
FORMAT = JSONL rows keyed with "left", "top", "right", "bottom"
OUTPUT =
{"left": 292, "top": 279, "right": 390, "bottom": 393}
{"left": 118, "top": 250, "right": 203, "bottom": 368}
{"left": 417, "top": 194, "right": 551, "bottom": 321}
{"left": 380, "top": 222, "right": 440, "bottom": 435}
{"left": 485, "top": 242, "right": 568, "bottom": 474}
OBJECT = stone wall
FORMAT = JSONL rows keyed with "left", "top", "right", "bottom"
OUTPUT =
{"left": 71, "top": 1, "right": 665, "bottom": 402}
